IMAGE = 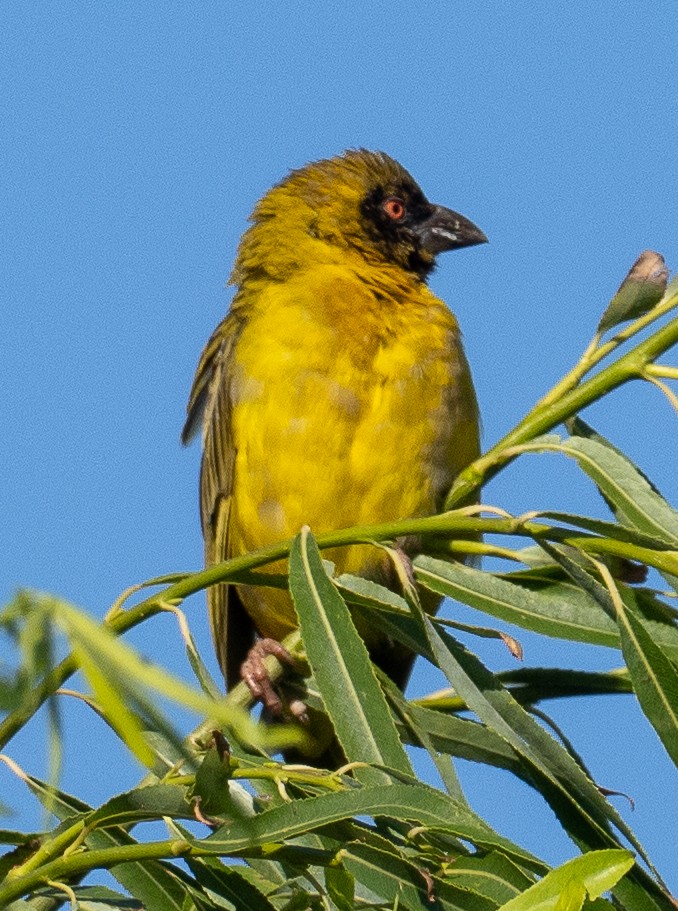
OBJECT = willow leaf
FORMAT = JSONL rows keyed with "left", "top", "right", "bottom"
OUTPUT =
{"left": 202, "top": 782, "right": 544, "bottom": 870}
{"left": 414, "top": 556, "right": 618, "bottom": 646}
{"left": 289, "top": 526, "right": 411, "bottom": 780}
{"left": 614, "top": 592, "right": 678, "bottom": 767}
{"left": 343, "top": 840, "right": 496, "bottom": 911}
{"left": 423, "top": 620, "right": 653, "bottom": 869}
{"left": 12, "top": 778, "right": 198, "bottom": 911}
{"left": 497, "top": 849, "right": 633, "bottom": 911}
{"left": 554, "top": 434, "right": 678, "bottom": 546}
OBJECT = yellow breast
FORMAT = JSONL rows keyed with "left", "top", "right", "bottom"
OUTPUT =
{"left": 227, "top": 264, "right": 479, "bottom": 638}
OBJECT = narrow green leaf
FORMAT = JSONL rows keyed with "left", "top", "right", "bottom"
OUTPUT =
{"left": 555, "top": 435, "right": 678, "bottom": 546}
{"left": 84, "top": 784, "right": 194, "bottom": 829}
{"left": 72, "top": 643, "right": 156, "bottom": 769}
{"left": 343, "top": 841, "right": 496, "bottom": 911}
{"left": 178, "top": 612, "right": 223, "bottom": 701}
{"left": 202, "top": 782, "right": 544, "bottom": 870}
{"left": 497, "top": 849, "right": 634, "bottom": 911}
{"left": 414, "top": 556, "right": 620, "bottom": 647}
{"left": 49, "top": 597, "right": 305, "bottom": 753}
{"left": 535, "top": 509, "right": 675, "bottom": 554}
{"left": 435, "top": 616, "right": 523, "bottom": 660}
{"left": 614, "top": 592, "right": 678, "bottom": 767}
{"left": 351, "top": 570, "right": 678, "bottom": 675}
{"left": 626, "top": 588, "right": 678, "bottom": 664}
{"left": 335, "top": 572, "right": 412, "bottom": 614}
{"left": 533, "top": 544, "right": 665, "bottom": 886}
{"left": 185, "top": 855, "right": 279, "bottom": 911}
{"left": 14, "top": 778, "right": 201, "bottom": 911}
{"left": 289, "top": 526, "right": 412, "bottom": 779}
{"left": 540, "top": 539, "right": 678, "bottom": 769}
{"left": 494, "top": 667, "right": 633, "bottom": 705}
{"left": 443, "top": 852, "right": 535, "bottom": 905}
{"left": 27, "top": 884, "right": 143, "bottom": 909}
{"left": 350, "top": 596, "right": 435, "bottom": 660}
{"left": 379, "top": 670, "right": 470, "bottom": 801}
{"left": 554, "top": 879, "right": 587, "bottom": 911}
{"left": 566, "top": 418, "right": 678, "bottom": 594}
{"left": 325, "top": 863, "right": 355, "bottom": 911}
{"left": 403, "top": 704, "right": 524, "bottom": 775}
{"left": 192, "top": 744, "right": 235, "bottom": 817}
{"left": 422, "top": 620, "right": 651, "bottom": 866}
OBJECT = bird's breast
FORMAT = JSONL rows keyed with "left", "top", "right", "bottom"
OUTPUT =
{"left": 226, "top": 268, "right": 479, "bottom": 637}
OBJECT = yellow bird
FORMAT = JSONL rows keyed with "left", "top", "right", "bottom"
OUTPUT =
{"left": 183, "top": 149, "right": 485, "bottom": 736}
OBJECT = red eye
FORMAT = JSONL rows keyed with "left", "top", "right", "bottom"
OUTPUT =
{"left": 382, "top": 197, "right": 406, "bottom": 220}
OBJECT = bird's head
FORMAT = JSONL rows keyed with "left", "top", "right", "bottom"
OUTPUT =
{"left": 231, "top": 149, "right": 486, "bottom": 284}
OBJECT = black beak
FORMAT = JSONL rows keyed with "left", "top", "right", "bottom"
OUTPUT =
{"left": 414, "top": 205, "right": 488, "bottom": 255}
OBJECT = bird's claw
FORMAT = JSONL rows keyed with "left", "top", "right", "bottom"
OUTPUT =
{"left": 240, "top": 637, "right": 295, "bottom": 716}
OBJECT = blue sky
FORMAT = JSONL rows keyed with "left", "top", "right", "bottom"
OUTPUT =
{"left": 1, "top": 1, "right": 677, "bottom": 892}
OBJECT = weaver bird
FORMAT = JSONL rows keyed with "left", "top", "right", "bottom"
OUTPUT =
{"left": 183, "top": 150, "right": 485, "bottom": 750}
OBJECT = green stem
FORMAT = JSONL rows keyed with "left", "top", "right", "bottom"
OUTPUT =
{"left": 8, "top": 820, "right": 87, "bottom": 882}
{"left": 2, "top": 301, "right": 677, "bottom": 753}
{"left": 0, "top": 838, "right": 332, "bottom": 906}
{"left": 644, "top": 363, "right": 678, "bottom": 380}
{"left": 414, "top": 668, "right": 633, "bottom": 712}
{"left": 445, "top": 299, "right": 678, "bottom": 509}
{"left": 2, "top": 510, "right": 678, "bottom": 752}
{"left": 539, "top": 283, "right": 678, "bottom": 407}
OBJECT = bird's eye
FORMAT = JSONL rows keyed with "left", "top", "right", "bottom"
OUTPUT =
{"left": 382, "top": 197, "right": 406, "bottom": 221}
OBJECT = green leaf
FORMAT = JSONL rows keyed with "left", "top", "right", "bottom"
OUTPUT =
{"left": 614, "top": 592, "right": 678, "bottom": 767}
{"left": 27, "top": 884, "right": 144, "bottom": 909}
{"left": 185, "top": 855, "right": 279, "bottom": 911}
{"left": 177, "top": 610, "right": 223, "bottom": 701}
{"left": 533, "top": 509, "right": 674, "bottom": 555}
{"left": 84, "top": 783, "right": 194, "bottom": 829}
{"left": 192, "top": 744, "right": 234, "bottom": 817}
{"left": 553, "top": 434, "right": 678, "bottom": 547}
{"left": 378, "top": 671, "right": 470, "bottom": 801}
{"left": 566, "top": 418, "right": 678, "bottom": 594}
{"left": 289, "top": 526, "right": 412, "bottom": 780}
{"left": 538, "top": 539, "right": 678, "bottom": 769}
{"left": 624, "top": 588, "right": 678, "bottom": 665}
{"left": 0, "top": 830, "right": 40, "bottom": 846}
{"left": 343, "top": 840, "right": 496, "bottom": 911}
{"left": 435, "top": 616, "right": 523, "bottom": 660}
{"left": 497, "top": 849, "right": 634, "bottom": 911}
{"left": 443, "top": 852, "right": 536, "bottom": 905}
{"left": 202, "top": 782, "right": 544, "bottom": 870}
{"left": 335, "top": 572, "right": 412, "bottom": 614}
{"left": 44, "top": 594, "right": 305, "bottom": 754}
{"left": 597, "top": 251, "right": 668, "bottom": 334}
{"left": 191, "top": 745, "right": 258, "bottom": 819}
{"left": 494, "top": 667, "right": 633, "bottom": 705}
{"left": 325, "top": 863, "right": 355, "bottom": 911}
{"left": 422, "top": 620, "right": 653, "bottom": 867}
{"left": 72, "top": 642, "right": 156, "bottom": 769}
{"left": 414, "top": 556, "right": 620, "bottom": 647}
{"left": 10, "top": 778, "right": 203, "bottom": 911}
{"left": 402, "top": 703, "right": 524, "bottom": 774}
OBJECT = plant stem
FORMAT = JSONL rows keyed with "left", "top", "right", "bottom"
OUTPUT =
{"left": 445, "top": 299, "right": 678, "bottom": 509}
{"left": 0, "top": 838, "right": 332, "bottom": 906}
{"left": 2, "top": 297, "right": 677, "bottom": 753}
{"left": 2, "top": 510, "right": 678, "bottom": 752}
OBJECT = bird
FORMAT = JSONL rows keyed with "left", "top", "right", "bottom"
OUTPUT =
{"left": 182, "top": 149, "right": 485, "bottom": 758}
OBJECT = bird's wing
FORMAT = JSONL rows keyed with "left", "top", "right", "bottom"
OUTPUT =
{"left": 182, "top": 313, "right": 256, "bottom": 687}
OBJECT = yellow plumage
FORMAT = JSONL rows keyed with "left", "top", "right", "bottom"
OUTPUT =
{"left": 183, "top": 149, "right": 485, "bottom": 704}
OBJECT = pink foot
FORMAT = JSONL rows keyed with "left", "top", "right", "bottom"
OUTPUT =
{"left": 240, "top": 637, "right": 294, "bottom": 715}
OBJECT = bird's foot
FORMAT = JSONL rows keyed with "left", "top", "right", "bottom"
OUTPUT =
{"left": 240, "top": 637, "right": 298, "bottom": 717}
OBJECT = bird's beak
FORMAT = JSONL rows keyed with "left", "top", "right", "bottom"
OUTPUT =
{"left": 414, "top": 205, "right": 488, "bottom": 255}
